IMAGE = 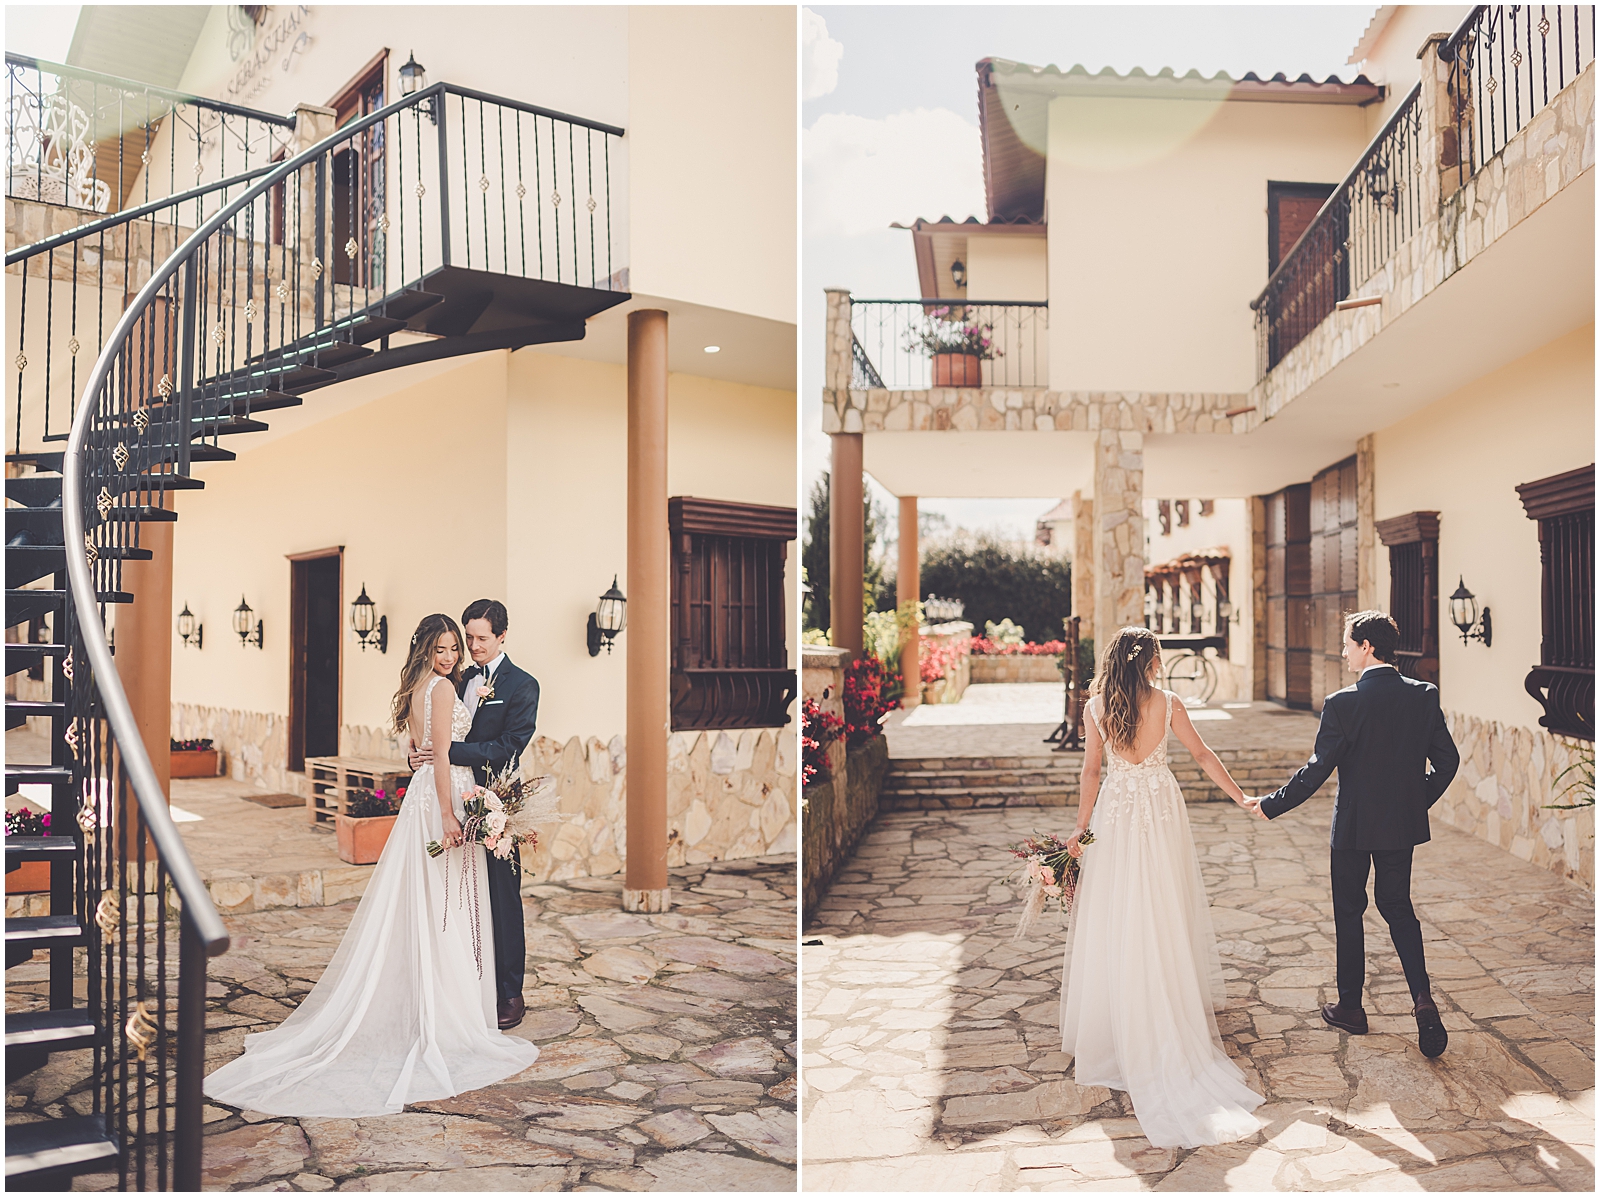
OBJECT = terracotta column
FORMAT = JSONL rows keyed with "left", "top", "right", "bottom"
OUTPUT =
{"left": 897, "top": 496, "right": 920, "bottom": 708}
{"left": 829, "top": 433, "right": 864, "bottom": 656}
{"left": 1071, "top": 489, "right": 1095, "bottom": 634}
{"left": 624, "top": 310, "right": 670, "bottom": 913}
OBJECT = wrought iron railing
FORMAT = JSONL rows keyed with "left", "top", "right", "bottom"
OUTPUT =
{"left": 9, "top": 81, "right": 626, "bottom": 454}
{"left": 1440, "top": 5, "right": 1597, "bottom": 191}
{"left": 1250, "top": 84, "right": 1425, "bottom": 376}
{"left": 17, "top": 78, "right": 626, "bottom": 1189}
{"left": 849, "top": 300, "right": 1049, "bottom": 389}
{"left": 5, "top": 53, "right": 295, "bottom": 216}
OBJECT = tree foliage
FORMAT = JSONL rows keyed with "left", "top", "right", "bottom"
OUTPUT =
{"left": 802, "top": 471, "right": 892, "bottom": 630}
{"left": 918, "top": 535, "right": 1073, "bottom": 641}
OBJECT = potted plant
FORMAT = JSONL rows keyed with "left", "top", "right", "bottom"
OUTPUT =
{"left": 5, "top": 807, "right": 52, "bottom": 894}
{"left": 170, "top": 737, "right": 220, "bottom": 779}
{"left": 335, "top": 786, "right": 404, "bottom": 865}
{"left": 903, "top": 305, "right": 1002, "bottom": 386}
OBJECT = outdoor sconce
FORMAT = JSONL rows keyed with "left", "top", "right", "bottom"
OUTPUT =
{"left": 1448, "top": 576, "right": 1492, "bottom": 647}
{"left": 1217, "top": 599, "right": 1239, "bottom": 624}
{"left": 587, "top": 576, "right": 627, "bottom": 656}
{"left": 350, "top": 583, "right": 387, "bottom": 653}
{"left": 233, "top": 595, "right": 264, "bottom": 649}
{"left": 176, "top": 604, "right": 203, "bottom": 649}
{"left": 950, "top": 259, "right": 966, "bottom": 289}
{"left": 398, "top": 51, "right": 436, "bottom": 124}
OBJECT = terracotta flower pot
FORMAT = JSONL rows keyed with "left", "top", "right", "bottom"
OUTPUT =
{"left": 6, "top": 859, "right": 51, "bottom": 894}
{"left": 335, "top": 813, "right": 397, "bottom": 865}
{"left": 170, "top": 748, "right": 219, "bottom": 779}
{"left": 931, "top": 351, "right": 983, "bottom": 387}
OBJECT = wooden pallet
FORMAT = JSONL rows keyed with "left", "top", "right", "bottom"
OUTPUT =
{"left": 303, "top": 756, "right": 412, "bottom": 824}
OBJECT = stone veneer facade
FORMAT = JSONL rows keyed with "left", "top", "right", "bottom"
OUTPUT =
{"left": 171, "top": 702, "right": 796, "bottom": 880}
{"left": 1435, "top": 711, "right": 1593, "bottom": 891}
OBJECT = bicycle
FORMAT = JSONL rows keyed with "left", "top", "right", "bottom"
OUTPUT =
{"left": 1163, "top": 647, "right": 1218, "bottom": 706}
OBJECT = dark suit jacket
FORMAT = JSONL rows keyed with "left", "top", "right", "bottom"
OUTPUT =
{"left": 1259, "top": 666, "right": 1460, "bottom": 851}
{"left": 450, "top": 655, "right": 540, "bottom": 784}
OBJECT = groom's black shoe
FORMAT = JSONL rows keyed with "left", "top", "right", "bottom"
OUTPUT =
{"left": 1413, "top": 996, "right": 1448, "bottom": 1058}
{"left": 497, "top": 994, "right": 525, "bottom": 1030}
{"left": 1321, "top": 1002, "right": 1369, "bottom": 1034}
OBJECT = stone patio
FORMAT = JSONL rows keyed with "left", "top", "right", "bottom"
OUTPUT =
{"left": 801, "top": 800, "right": 1594, "bottom": 1191}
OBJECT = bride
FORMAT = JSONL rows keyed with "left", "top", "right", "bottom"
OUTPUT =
{"left": 204, "top": 614, "right": 539, "bottom": 1117}
{"left": 1059, "top": 625, "right": 1263, "bottom": 1148}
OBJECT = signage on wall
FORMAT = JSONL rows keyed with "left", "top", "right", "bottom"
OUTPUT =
{"left": 225, "top": 5, "right": 315, "bottom": 104}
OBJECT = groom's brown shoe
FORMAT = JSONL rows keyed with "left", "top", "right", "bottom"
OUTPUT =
{"left": 1413, "top": 995, "right": 1448, "bottom": 1058}
{"left": 497, "top": 994, "right": 525, "bottom": 1030}
{"left": 1321, "top": 1002, "right": 1369, "bottom": 1034}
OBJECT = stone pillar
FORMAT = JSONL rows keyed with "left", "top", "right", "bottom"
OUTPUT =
{"left": 897, "top": 496, "right": 920, "bottom": 708}
{"left": 829, "top": 433, "right": 865, "bottom": 656}
{"left": 1092, "top": 419, "right": 1145, "bottom": 653}
{"left": 1356, "top": 433, "right": 1378, "bottom": 609}
{"left": 1417, "top": 33, "right": 1461, "bottom": 204}
{"left": 1071, "top": 489, "right": 1095, "bottom": 634}
{"left": 1250, "top": 495, "right": 1269, "bottom": 700}
{"left": 824, "top": 288, "right": 853, "bottom": 393}
{"left": 291, "top": 103, "right": 338, "bottom": 311}
{"left": 624, "top": 310, "right": 670, "bottom": 913}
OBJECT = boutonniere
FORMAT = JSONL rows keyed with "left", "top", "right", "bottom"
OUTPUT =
{"left": 476, "top": 679, "right": 496, "bottom": 702}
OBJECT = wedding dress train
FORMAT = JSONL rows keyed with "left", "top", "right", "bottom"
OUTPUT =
{"left": 204, "top": 677, "right": 539, "bottom": 1117}
{"left": 1059, "top": 689, "right": 1263, "bottom": 1148}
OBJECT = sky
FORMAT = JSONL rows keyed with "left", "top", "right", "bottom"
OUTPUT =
{"left": 801, "top": 4, "right": 1379, "bottom": 548}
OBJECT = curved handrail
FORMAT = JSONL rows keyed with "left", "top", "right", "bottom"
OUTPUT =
{"left": 5, "top": 51, "right": 297, "bottom": 126}
{"left": 59, "top": 81, "right": 448, "bottom": 953}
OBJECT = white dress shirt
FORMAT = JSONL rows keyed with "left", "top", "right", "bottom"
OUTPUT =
{"left": 1361, "top": 663, "right": 1397, "bottom": 676}
{"left": 466, "top": 651, "right": 506, "bottom": 715}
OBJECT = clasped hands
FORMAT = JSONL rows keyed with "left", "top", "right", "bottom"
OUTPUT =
{"left": 1234, "top": 792, "right": 1270, "bottom": 821}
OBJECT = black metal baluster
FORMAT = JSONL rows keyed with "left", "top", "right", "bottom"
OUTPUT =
{"left": 568, "top": 123, "right": 578, "bottom": 285}
{"left": 15, "top": 269, "right": 26, "bottom": 454}
{"left": 515, "top": 111, "right": 527, "bottom": 277}
{"left": 314, "top": 154, "right": 327, "bottom": 330}
{"left": 550, "top": 119, "right": 562, "bottom": 283}
{"left": 478, "top": 98, "right": 490, "bottom": 270}
{"left": 604, "top": 136, "right": 612, "bottom": 287}
{"left": 498, "top": 105, "right": 509, "bottom": 276}
{"left": 462, "top": 93, "right": 472, "bottom": 268}
{"left": 533, "top": 114, "right": 544, "bottom": 278}
{"left": 437, "top": 90, "right": 452, "bottom": 268}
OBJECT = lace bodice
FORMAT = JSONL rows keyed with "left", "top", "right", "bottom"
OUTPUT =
{"left": 1089, "top": 690, "right": 1173, "bottom": 773}
{"left": 421, "top": 677, "right": 473, "bottom": 747}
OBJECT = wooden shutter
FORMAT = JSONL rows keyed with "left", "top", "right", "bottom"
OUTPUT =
{"left": 1517, "top": 465, "right": 1594, "bottom": 740}
{"left": 669, "top": 497, "right": 797, "bottom": 730}
{"left": 1375, "top": 511, "right": 1440, "bottom": 687}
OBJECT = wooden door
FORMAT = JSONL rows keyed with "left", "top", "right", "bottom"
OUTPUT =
{"left": 289, "top": 550, "right": 343, "bottom": 771}
{"left": 1264, "top": 484, "right": 1312, "bottom": 708}
{"left": 1309, "top": 456, "right": 1359, "bottom": 710}
{"left": 1267, "top": 182, "right": 1338, "bottom": 272}
{"left": 328, "top": 53, "right": 387, "bottom": 289}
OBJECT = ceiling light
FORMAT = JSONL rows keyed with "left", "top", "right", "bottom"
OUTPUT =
{"left": 703, "top": 345, "right": 721, "bottom": 354}
{"left": 1382, "top": 381, "right": 1400, "bottom": 388}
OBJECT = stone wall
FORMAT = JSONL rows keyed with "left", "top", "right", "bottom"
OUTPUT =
{"left": 1435, "top": 709, "right": 1594, "bottom": 890}
{"left": 803, "top": 645, "right": 850, "bottom": 783}
{"left": 969, "top": 655, "right": 1064, "bottom": 684}
{"left": 171, "top": 701, "right": 797, "bottom": 881}
{"left": 801, "top": 736, "right": 889, "bottom": 925}
{"left": 920, "top": 621, "right": 973, "bottom": 704}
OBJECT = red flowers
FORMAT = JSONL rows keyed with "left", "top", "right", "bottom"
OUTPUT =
{"left": 842, "top": 657, "right": 897, "bottom": 747}
{"left": 802, "top": 698, "right": 845, "bottom": 788}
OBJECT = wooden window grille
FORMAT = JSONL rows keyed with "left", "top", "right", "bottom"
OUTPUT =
{"left": 1375, "top": 511, "right": 1440, "bottom": 687}
{"left": 669, "top": 497, "right": 797, "bottom": 731}
{"left": 1517, "top": 465, "right": 1594, "bottom": 741}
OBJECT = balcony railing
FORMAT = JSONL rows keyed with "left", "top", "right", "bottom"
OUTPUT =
{"left": 850, "top": 299, "right": 1049, "bottom": 389}
{"left": 1441, "top": 5, "right": 1597, "bottom": 191}
{"left": 1250, "top": 84, "right": 1425, "bottom": 376}
{"left": 5, "top": 53, "right": 295, "bottom": 217}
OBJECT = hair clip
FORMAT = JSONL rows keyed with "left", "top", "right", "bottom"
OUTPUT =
{"left": 1127, "top": 644, "right": 1142, "bottom": 661}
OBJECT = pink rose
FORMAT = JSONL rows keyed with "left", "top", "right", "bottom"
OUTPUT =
{"left": 476, "top": 685, "right": 491, "bottom": 698}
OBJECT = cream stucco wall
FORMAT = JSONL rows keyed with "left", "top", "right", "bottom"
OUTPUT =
{"left": 505, "top": 348, "right": 798, "bottom": 745}
{"left": 1354, "top": 5, "right": 1476, "bottom": 132}
{"left": 1142, "top": 497, "right": 1254, "bottom": 683}
{"left": 626, "top": 6, "right": 796, "bottom": 324}
{"left": 1045, "top": 95, "right": 1372, "bottom": 393}
{"left": 1372, "top": 322, "right": 1593, "bottom": 730}
{"left": 965, "top": 235, "right": 1048, "bottom": 302}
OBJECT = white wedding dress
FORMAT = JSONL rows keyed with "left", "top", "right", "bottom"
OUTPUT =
{"left": 1059, "top": 690, "right": 1263, "bottom": 1148}
{"left": 204, "top": 676, "right": 539, "bottom": 1117}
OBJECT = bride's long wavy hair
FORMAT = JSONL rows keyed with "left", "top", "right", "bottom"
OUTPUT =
{"left": 391, "top": 614, "right": 464, "bottom": 735}
{"left": 1088, "top": 625, "right": 1161, "bottom": 751}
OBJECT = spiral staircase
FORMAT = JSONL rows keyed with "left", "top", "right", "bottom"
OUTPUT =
{"left": 5, "top": 70, "right": 626, "bottom": 1188}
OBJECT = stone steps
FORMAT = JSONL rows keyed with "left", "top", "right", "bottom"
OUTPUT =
{"left": 882, "top": 745, "right": 1311, "bottom": 811}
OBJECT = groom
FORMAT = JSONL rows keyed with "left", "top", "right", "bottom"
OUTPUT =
{"left": 411, "top": 599, "right": 540, "bottom": 1029}
{"left": 1245, "top": 610, "right": 1459, "bottom": 1059}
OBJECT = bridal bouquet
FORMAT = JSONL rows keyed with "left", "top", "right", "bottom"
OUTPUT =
{"left": 1008, "top": 829, "right": 1095, "bottom": 941}
{"left": 426, "top": 761, "right": 559, "bottom": 860}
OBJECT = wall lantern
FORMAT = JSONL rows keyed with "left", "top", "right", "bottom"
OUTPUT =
{"left": 176, "top": 603, "right": 203, "bottom": 649}
{"left": 398, "top": 51, "right": 436, "bottom": 124}
{"left": 949, "top": 259, "right": 966, "bottom": 289}
{"left": 233, "top": 595, "right": 264, "bottom": 649}
{"left": 587, "top": 576, "right": 627, "bottom": 656}
{"left": 350, "top": 583, "right": 388, "bottom": 653}
{"left": 1448, "top": 576, "right": 1492, "bottom": 647}
{"left": 1217, "top": 599, "right": 1236, "bottom": 623}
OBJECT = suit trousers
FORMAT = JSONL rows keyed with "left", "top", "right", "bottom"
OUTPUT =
{"left": 1330, "top": 847, "right": 1430, "bottom": 1009}
{"left": 484, "top": 847, "right": 525, "bottom": 1004}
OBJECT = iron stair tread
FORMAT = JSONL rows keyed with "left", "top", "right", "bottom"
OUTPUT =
{"left": 4, "top": 1008, "right": 98, "bottom": 1050}
{"left": 375, "top": 289, "right": 445, "bottom": 322}
{"left": 5, "top": 644, "right": 68, "bottom": 678}
{"left": 9, "top": 544, "right": 153, "bottom": 562}
{"left": 4, "top": 1113, "right": 118, "bottom": 1180}
{"left": 8, "top": 591, "right": 134, "bottom": 632}
{"left": 9, "top": 507, "right": 179, "bottom": 535}
{"left": 4, "top": 478, "right": 64, "bottom": 507}
{"left": 5, "top": 838, "right": 78, "bottom": 867}
{"left": 5, "top": 915, "right": 83, "bottom": 945}
{"left": 4, "top": 701, "right": 67, "bottom": 716}
{"left": 349, "top": 314, "right": 409, "bottom": 344}
{"left": 5, "top": 765, "right": 74, "bottom": 788}
{"left": 5, "top": 444, "right": 234, "bottom": 473}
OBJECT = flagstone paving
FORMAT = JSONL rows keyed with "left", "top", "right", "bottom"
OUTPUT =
{"left": 801, "top": 801, "right": 1595, "bottom": 1192}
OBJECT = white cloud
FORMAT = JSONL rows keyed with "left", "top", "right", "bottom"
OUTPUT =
{"left": 801, "top": 8, "right": 844, "bottom": 102}
{"left": 803, "top": 107, "right": 985, "bottom": 237}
